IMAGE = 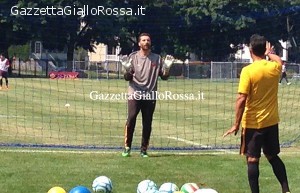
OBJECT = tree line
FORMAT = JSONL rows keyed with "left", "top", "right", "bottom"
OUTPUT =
{"left": 0, "top": 0, "right": 300, "bottom": 67}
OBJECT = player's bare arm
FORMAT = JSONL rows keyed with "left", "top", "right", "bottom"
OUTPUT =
{"left": 265, "top": 41, "right": 283, "bottom": 66}
{"left": 223, "top": 93, "right": 247, "bottom": 137}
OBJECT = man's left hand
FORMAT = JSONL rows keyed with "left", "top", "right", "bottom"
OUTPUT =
{"left": 163, "top": 55, "right": 175, "bottom": 69}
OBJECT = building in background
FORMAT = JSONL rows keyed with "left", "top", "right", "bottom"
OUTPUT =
{"left": 231, "top": 40, "right": 290, "bottom": 63}
{"left": 88, "top": 43, "right": 120, "bottom": 63}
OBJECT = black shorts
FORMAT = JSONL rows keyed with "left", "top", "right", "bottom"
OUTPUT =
{"left": 240, "top": 124, "right": 280, "bottom": 158}
{"left": 0, "top": 70, "right": 8, "bottom": 78}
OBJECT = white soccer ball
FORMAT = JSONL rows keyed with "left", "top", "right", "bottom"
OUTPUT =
{"left": 194, "top": 188, "right": 218, "bottom": 193}
{"left": 180, "top": 183, "right": 199, "bottom": 193}
{"left": 65, "top": 103, "right": 70, "bottom": 107}
{"left": 159, "top": 182, "right": 179, "bottom": 193}
{"left": 137, "top": 179, "right": 158, "bottom": 193}
{"left": 92, "top": 176, "right": 113, "bottom": 193}
{"left": 144, "top": 189, "right": 160, "bottom": 193}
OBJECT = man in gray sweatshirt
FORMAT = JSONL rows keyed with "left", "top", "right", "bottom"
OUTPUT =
{"left": 121, "top": 32, "right": 174, "bottom": 157}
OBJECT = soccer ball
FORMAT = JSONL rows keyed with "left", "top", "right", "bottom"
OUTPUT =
{"left": 69, "top": 186, "right": 91, "bottom": 193}
{"left": 159, "top": 182, "right": 179, "bottom": 193}
{"left": 180, "top": 183, "right": 199, "bottom": 193}
{"left": 92, "top": 176, "right": 113, "bottom": 193}
{"left": 137, "top": 179, "right": 158, "bottom": 193}
{"left": 47, "top": 186, "right": 67, "bottom": 193}
{"left": 194, "top": 188, "right": 218, "bottom": 193}
{"left": 144, "top": 189, "right": 160, "bottom": 193}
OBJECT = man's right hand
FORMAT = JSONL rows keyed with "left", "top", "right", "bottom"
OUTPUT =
{"left": 121, "top": 56, "right": 133, "bottom": 70}
{"left": 223, "top": 124, "right": 240, "bottom": 138}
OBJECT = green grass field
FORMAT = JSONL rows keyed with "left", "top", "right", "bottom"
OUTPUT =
{"left": 0, "top": 77, "right": 300, "bottom": 193}
{"left": 1, "top": 149, "right": 300, "bottom": 193}
{"left": 1, "top": 78, "right": 299, "bottom": 149}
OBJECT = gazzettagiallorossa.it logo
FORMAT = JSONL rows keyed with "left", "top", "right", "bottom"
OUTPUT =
{"left": 11, "top": 5, "right": 146, "bottom": 16}
{"left": 89, "top": 91, "right": 205, "bottom": 101}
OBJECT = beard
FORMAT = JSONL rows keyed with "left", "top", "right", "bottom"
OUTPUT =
{"left": 141, "top": 44, "right": 151, "bottom": 51}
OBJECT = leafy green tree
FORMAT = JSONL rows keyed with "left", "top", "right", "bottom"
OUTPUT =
{"left": 113, "top": 0, "right": 189, "bottom": 60}
{"left": 0, "top": 0, "right": 32, "bottom": 58}
{"left": 2, "top": 0, "right": 120, "bottom": 68}
{"left": 26, "top": 0, "right": 118, "bottom": 68}
{"left": 1, "top": 0, "right": 299, "bottom": 63}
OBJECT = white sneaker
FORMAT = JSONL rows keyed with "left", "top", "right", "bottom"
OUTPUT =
{"left": 287, "top": 82, "right": 291, "bottom": 85}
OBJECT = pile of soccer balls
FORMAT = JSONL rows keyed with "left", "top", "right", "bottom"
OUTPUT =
{"left": 47, "top": 176, "right": 218, "bottom": 193}
{"left": 137, "top": 179, "right": 218, "bottom": 193}
{"left": 47, "top": 175, "right": 113, "bottom": 193}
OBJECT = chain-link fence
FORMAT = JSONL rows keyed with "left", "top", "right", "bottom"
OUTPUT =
{"left": 10, "top": 58, "right": 300, "bottom": 82}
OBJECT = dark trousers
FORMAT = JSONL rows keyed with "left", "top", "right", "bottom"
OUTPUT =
{"left": 279, "top": 72, "right": 289, "bottom": 83}
{"left": 0, "top": 71, "right": 8, "bottom": 87}
{"left": 124, "top": 99, "right": 156, "bottom": 151}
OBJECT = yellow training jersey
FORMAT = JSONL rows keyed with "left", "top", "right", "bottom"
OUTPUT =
{"left": 238, "top": 59, "right": 282, "bottom": 129}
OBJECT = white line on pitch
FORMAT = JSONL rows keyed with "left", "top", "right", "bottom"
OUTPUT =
{"left": 0, "top": 148, "right": 237, "bottom": 155}
{"left": 0, "top": 115, "right": 121, "bottom": 120}
{"left": 167, "top": 136, "right": 212, "bottom": 148}
{"left": 0, "top": 149, "right": 116, "bottom": 154}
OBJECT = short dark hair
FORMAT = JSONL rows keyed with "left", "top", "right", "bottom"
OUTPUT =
{"left": 249, "top": 34, "right": 266, "bottom": 57}
{"left": 138, "top": 33, "right": 151, "bottom": 42}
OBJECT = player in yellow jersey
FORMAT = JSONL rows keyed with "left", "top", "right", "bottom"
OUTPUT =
{"left": 223, "top": 34, "right": 291, "bottom": 193}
